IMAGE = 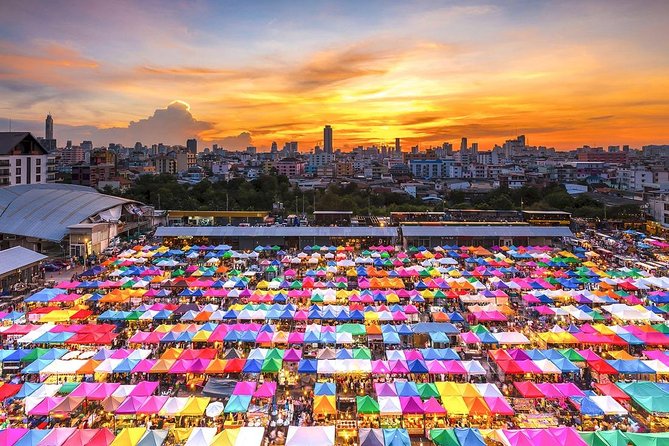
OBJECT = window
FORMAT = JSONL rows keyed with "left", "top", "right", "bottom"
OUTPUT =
{"left": 36, "top": 175, "right": 41, "bottom": 182}
{"left": 15, "top": 168, "right": 21, "bottom": 175}
{"left": 36, "top": 158, "right": 41, "bottom": 165}
{"left": 15, "top": 176, "right": 21, "bottom": 184}
{"left": 36, "top": 167, "right": 41, "bottom": 174}
{"left": 16, "top": 159, "right": 21, "bottom": 166}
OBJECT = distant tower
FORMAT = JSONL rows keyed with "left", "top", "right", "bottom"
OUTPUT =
{"left": 45, "top": 114, "right": 53, "bottom": 140}
{"left": 187, "top": 138, "right": 197, "bottom": 154}
{"left": 460, "top": 137, "right": 468, "bottom": 152}
{"left": 323, "top": 125, "right": 333, "bottom": 154}
{"left": 271, "top": 141, "right": 278, "bottom": 153}
{"left": 395, "top": 138, "right": 401, "bottom": 154}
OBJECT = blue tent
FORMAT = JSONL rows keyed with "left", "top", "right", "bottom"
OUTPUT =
{"left": 242, "top": 359, "right": 263, "bottom": 373}
{"left": 314, "top": 382, "right": 336, "bottom": 396}
{"left": 395, "top": 381, "right": 419, "bottom": 397}
{"left": 297, "top": 359, "right": 318, "bottom": 374}
{"left": 454, "top": 428, "right": 486, "bottom": 446}
{"left": 579, "top": 397, "right": 605, "bottom": 416}
{"left": 382, "top": 429, "right": 411, "bottom": 446}
{"left": 14, "top": 429, "right": 51, "bottom": 446}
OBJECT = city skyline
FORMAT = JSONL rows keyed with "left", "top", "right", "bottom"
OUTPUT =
{"left": 2, "top": 0, "right": 669, "bottom": 149}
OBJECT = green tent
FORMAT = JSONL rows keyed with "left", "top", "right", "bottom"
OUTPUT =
{"left": 652, "top": 323, "right": 669, "bottom": 334}
{"left": 20, "top": 348, "right": 48, "bottom": 363}
{"left": 265, "top": 348, "right": 284, "bottom": 360}
{"left": 125, "top": 310, "right": 143, "bottom": 321}
{"left": 261, "top": 357, "right": 282, "bottom": 373}
{"left": 625, "top": 432, "right": 669, "bottom": 446}
{"left": 356, "top": 396, "right": 380, "bottom": 414}
{"left": 470, "top": 324, "right": 490, "bottom": 334}
{"left": 559, "top": 348, "right": 586, "bottom": 362}
{"left": 171, "top": 269, "right": 185, "bottom": 277}
{"left": 352, "top": 348, "right": 372, "bottom": 360}
{"left": 416, "top": 383, "right": 440, "bottom": 399}
{"left": 429, "top": 429, "right": 459, "bottom": 446}
{"left": 57, "top": 382, "right": 80, "bottom": 395}
{"left": 595, "top": 430, "right": 631, "bottom": 446}
{"left": 337, "top": 324, "right": 366, "bottom": 336}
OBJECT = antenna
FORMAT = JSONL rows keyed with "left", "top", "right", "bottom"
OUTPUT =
{"left": 9, "top": 118, "right": 11, "bottom": 132}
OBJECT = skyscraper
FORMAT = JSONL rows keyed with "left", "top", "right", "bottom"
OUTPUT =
{"left": 45, "top": 114, "right": 53, "bottom": 140}
{"left": 42, "top": 113, "right": 57, "bottom": 152}
{"left": 460, "top": 137, "right": 468, "bottom": 152}
{"left": 395, "top": 138, "right": 401, "bottom": 154}
{"left": 323, "top": 125, "right": 333, "bottom": 154}
{"left": 187, "top": 138, "right": 197, "bottom": 154}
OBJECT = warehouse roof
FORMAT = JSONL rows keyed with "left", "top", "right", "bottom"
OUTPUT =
{"left": 0, "top": 246, "right": 47, "bottom": 278}
{"left": 400, "top": 225, "right": 573, "bottom": 238}
{"left": 155, "top": 226, "right": 399, "bottom": 238}
{"left": 0, "top": 184, "right": 136, "bottom": 242}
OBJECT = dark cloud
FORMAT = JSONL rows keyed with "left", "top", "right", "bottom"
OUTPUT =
{"left": 208, "top": 132, "right": 253, "bottom": 150}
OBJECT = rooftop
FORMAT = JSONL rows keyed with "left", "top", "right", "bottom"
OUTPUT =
{"left": 400, "top": 225, "right": 573, "bottom": 238}
{"left": 0, "top": 246, "right": 47, "bottom": 278}
{"left": 155, "top": 226, "right": 399, "bottom": 238}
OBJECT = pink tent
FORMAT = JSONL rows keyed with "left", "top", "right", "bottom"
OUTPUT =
{"left": 0, "top": 428, "right": 28, "bottom": 446}
{"left": 536, "top": 383, "right": 562, "bottom": 399}
{"left": 29, "top": 396, "right": 64, "bottom": 415}
{"left": 115, "top": 395, "right": 145, "bottom": 414}
{"left": 88, "top": 383, "right": 121, "bottom": 400}
{"left": 38, "top": 428, "right": 76, "bottom": 446}
{"left": 253, "top": 382, "right": 277, "bottom": 398}
{"left": 399, "top": 396, "right": 423, "bottom": 414}
{"left": 374, "top": 382, "right": 397, "bottom": 397}
{"left": 502, "top": 430, "right": 534, "bottom": 446}
{"left": 132, "top": 359, "right": 157, "bottom": 373}
{"left": 137, "top": 396, "right": 168, "bottom": 414}
{"left": 283, "top": 349, "right": 302, "bottom": 362}
{"left": 287, "top": 332, "right": 305, "bottom": 343}
{"left": 422, "top": 397, "right": 446, "bottom": 414}
{"left": 426, "top": 360, "right": 448, "bottom": 374}
{"left": 129, "top": 381, "right": 159, "bottom": 397}
{"left": 442, "top": 360, "right": 467, "bottom": 375}
{"left": 460, "top": 332, "right": 480, "bottom": 343}
{"left": 389, "top": 360, "right": 409, "bottom": 374}
{"left": 233, "top": 381, "right": 257, "bottom": 395}
{"left": 526, "top": 429, "right": 561, "bottom": 446}
{"left": 484, "top": 397, "right": 514, "bottom": 415}
{"left": 514, "top": 360, "right": 543, "bottom": 374}
{"left": 371, "top": 360, "right": 391, "bottom": 374}
{"left": 554, "top": 382, "right": 585, "bottom": 398}
{"left": 169, "top": 359, "right": 196, "bottom": 374}
{"left": 69, "top": 382, "right": 99, "bottom": 398}
{"left": 403, "top": 350, "right": 423, "bottom": 361}
{"left": 547, "top": 427, "right": 587, "bottom": 446}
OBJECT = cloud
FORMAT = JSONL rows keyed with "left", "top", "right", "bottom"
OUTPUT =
{"left": 208, "top": 132, "right": 253, "bottom": 150}
{"left": 1, "top": 102, "right": 230, "bottom": 148}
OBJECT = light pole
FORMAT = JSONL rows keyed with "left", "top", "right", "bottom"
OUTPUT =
{"left": 83, "top": 237, "right": 88, "bottom": 268}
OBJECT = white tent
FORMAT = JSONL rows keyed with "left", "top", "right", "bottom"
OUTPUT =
{"left": 378, "top": 396, "right": 402, "bottom": 415}
{"left": 183, "top": 427, "right": 217, "bottom": 446}
{"left": 590, "top": 395, "right": 628, "bottom": 415}
{"left": 286, "top": 426, "right": 335, "bottom": 446}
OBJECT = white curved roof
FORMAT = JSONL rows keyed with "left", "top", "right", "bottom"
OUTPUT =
{"left": 0, "top": 184, "right": 136, "bottom": 241}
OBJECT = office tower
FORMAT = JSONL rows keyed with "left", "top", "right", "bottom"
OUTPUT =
{"left": 45, "top": 114, "right": 53, "bottom": 140}
{"left": 471, "top": 142, "right": 478, "bottom": 154}
{"left": 442, "top": 142, "right": 453, "bottom": 156}
{"left": 460, "top": 137, "right": 467, "bottom": 152}
{"left": 81, "top": 141, "right": 93, "bottom": 152}
{"left": 323, "top": 125, "right": 333, "bottom": 153}
{"left": 271, "top": 141, "right": 278, "bottom": 153}
{"left": 187, "top": 138, "right": 197, "bottom": 154}
{"left": 395, "top": 138, "right": 401, "bottom": 154}
{"left": 43, "top": 114, "right": 57, "bottom": 152}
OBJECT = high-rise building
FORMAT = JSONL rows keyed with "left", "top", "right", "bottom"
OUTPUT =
{"left": 0, "top": 132, "right": 51, "bottom": 186}
{"left": 45, "top": 114, "right": 53, "bottom": 140}
{"left": 42, "top": 114, "right": 56, "bottom": 152}
{"left": 460, "top": 137, "right": 468, "bottom": 152}
{"left": 271, "top": 141, "right": 278, "bottom": 153}
{"left": 186, "top": 138, "right": 197, "bottom": 154}
{"left": 395, "top": 138, "right": 401, "bottom": 154}
{"left": 323, "top": 125, "right": 333, "bottom": 153}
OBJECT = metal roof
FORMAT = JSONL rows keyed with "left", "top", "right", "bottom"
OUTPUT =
{"left": 0, "top": 132, "right": 48, "bottom": 155}
{"left": 400, "top": 225, "right": 573, "bottom": 238}
{"left": 0, "top": 184, "right": 135, "bottom": 241}
{"left": 155, "top": 226, "right": 399, "bottom": 238}
{"left": 0, "top": 246, "right": 47, "bottom": 277}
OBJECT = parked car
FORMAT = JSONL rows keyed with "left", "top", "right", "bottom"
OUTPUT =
{"left": 43, "top": 263, "right": 62, "bottom": 272}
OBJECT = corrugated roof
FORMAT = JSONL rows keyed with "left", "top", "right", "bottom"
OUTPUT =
{"left": 400, "top": 225, "right": 573, "bottom": 237}
{"left": 0, "top": 184, "right": 135, "bottom": 241}
{"left": 155, "top": 226, "right": 399, "bottom": 238}
{"left": 0, "top": 246, "right": 47, "bottom": 277}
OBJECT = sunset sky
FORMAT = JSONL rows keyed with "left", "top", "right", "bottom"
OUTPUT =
{"left": 1, "top": 0, "right": 669, "bottom": 150}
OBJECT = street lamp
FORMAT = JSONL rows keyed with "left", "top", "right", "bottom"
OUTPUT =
{"left": 83, "top": 237, "right": 88, "bottom": 268}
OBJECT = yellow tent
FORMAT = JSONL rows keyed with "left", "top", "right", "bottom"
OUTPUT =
{"left": 110, "top": 428, "right": 146, "bottom": 446}
{"left": 171, "top": 428, "right": 193, "bottom": 443}
{"left": 180, "top": 396, "right": 211, "bottom": 416}
{"left": 211, "top": 429, "right": 240, "bottom": 446}
{"left": 440, "top": 395, "right": 469, "bottom": 415}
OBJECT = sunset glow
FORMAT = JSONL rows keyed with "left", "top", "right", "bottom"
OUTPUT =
{"left": 1, "top": 0, "right": 669, "bottom": 149}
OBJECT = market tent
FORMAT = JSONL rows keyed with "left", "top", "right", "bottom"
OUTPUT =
{"left": 382, "top": 429, "right": 411, "bottom": 446}
{"left": 624, "top": 432, "right": 669, "bottom": 446}
{"left": 233, "top": 427, "right": 265, "bottom": 446}
{"left": 61, "top": 429, "right": 115, "bottom": 446}
{"left": 286, "top": 426, "right": 335, "bottom": 446}
{"left": 358, "top": 428, "right": 384, "bottom": 446}
{"left": 454, "top": 428, "right": 486, "bottom": 446}
{"left": 13, "top": 429, "right": 51, "bottom": 446}
{"left": 430, "top": 429, "right": 460, "bottom": 446}
{"left": 357, "top": 396, "right": 380, "bottom": 414}
{"left": 183, "top": 428, "right": 217, "bottom": 446}
{"left": 135, "top": 430, "right": 168, "bottom": 446}
{"left": 110, "top": 428, "right": 147, "bottom": 446}
{"left": 0, "top": 428, "right": 28, "bottom": 446}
